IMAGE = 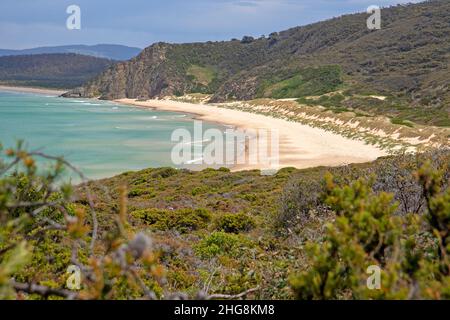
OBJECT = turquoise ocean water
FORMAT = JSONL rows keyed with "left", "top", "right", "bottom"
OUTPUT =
{"left": 0, "top": 90, "right": 227, "bottom": 180}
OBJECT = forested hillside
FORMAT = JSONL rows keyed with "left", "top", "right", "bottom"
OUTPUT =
{"left": 0, "top": 53, "right": 113, "bottom": 89}
{"left": 0, "top": 44, "right": 141, "bottom": 61}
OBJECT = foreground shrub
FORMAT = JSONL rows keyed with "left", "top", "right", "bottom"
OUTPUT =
{"left": 278, "top": 151, "right": 449, "bottom": 235}
{"left": 216, "top": 213, "right": 255, "bottom": 233}
{"left": 277, "top": 175, "right": 324, "bottom": 232}
{"left": 195, "top": 232, "right": 253, "bottom": 259}
{"left": 0, "top": 144, "right": 166, "bottom": 300}
{"left": 290, "top": 161, "right": 450, "bottom": 299}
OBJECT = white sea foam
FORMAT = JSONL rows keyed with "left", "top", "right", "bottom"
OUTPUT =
{"left": 142, "top": 115, "right": 158, "bottom": 119}
{"left": 80, "top": 102, "right": 102, "bottom": 106}
{"left": 186, "top": 158, "right": 203, "bottom": 164}
{"left": 0, "top": 93, "right": 231, "bottom": 180}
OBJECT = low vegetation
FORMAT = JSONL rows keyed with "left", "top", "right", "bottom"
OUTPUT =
{"left": 0, "top": 141, "right": 449, "bottom": 299}
{"left": 217, "top": 98, "right": 449, "bottom": 153}
{"left": 132, "top": 208, "right": 211, "bottom": 233}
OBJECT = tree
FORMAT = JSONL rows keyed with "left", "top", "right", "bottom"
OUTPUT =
{"left": 241, "top": 36, "right": 255, "bottom": 44}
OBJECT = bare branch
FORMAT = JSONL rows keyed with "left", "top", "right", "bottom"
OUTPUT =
{"left": 206, "top": 286, "right": 260, "bottom": 300}
{"left": 28, "top": 151, "right": 99, "bottom": 254}
{"left": 11, "top": 280, "right": 79, "bottom": 300}
{"left": 0, "top": 157, "right": 20, "bottom": 176}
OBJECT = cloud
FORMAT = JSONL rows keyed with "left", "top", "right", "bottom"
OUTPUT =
{"left": 0, "top": 22, "right": 153, "bottom": 49}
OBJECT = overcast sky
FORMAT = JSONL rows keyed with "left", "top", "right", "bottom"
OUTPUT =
{"left": 0, "top": 0, "right": 423, "bottom": 49}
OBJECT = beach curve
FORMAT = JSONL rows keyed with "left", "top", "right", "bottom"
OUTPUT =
{"left": 116, "top": 98, "right": 388, "bottom": 171}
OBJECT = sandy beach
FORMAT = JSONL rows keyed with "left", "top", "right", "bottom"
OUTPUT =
{"left": 0, "top": 85, "right": 66, "bottom": 96}
{"left": 117, "top": 98, "right": 388, "bottom": 171}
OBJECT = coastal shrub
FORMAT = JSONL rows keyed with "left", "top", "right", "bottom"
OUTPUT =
{"left": 131, "top": 208, "right": 212, "bottom": 233}
{"left": 277, "top": 151, "right": 450, "bottom": 234}
{"left": 297, "top": 93, "right": 345, "bottom": 108}
{"left": 277, "top": 174, "right": 325, "bottom": 232}
{"left": 194, "top": 232, "right": 253, "bottom": 258}
{"left": 191, "top": 185, "right": 210, "bottom": 196}
{"left": 128, "top": 187, "right": 156, "bottom": 198}
{"left": 289, "top": 163, "right": 450, "bottom": 300}
{"left": 216, "top": 213, "right": 256, "bottom": 233}
{"left": 167, "top": 267, "right": 196, "bottom": 291}
{"left": 390, "top": 118, "right": 414, "bottom": 127}
{"left": 366, "top": 151, "right": 448, "bottom": 215}
{"left": 241, "top": 36, "right": 255, "bottom": 44}
{"left": 15, "top": 234, "right": 74, "bottom": 286}
{"left": 0, "top": 143, "right": 277, "bottom": 299}
{"left": 3, "top": 141, "right": 450, "bottom": 300}
{"left": 151, "top": 167, "right": 179, "bottom": 179}
{"left": 219, "top": 270, "right": 259, "bottom": 296}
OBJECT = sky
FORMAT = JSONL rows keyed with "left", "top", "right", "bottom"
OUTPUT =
{"left": 0, "top": 0, "right": 423, "bottom": 49}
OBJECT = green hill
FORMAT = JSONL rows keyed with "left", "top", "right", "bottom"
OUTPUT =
{"left": 71, "top": 0, "right": 450, "bottom": 126}
{"left": 0, "top": 44, "right": 141, "bottom": 61}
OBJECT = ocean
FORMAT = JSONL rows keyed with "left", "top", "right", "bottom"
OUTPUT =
{"left": 0, "top": 90, "right": 227, "bottom": 180}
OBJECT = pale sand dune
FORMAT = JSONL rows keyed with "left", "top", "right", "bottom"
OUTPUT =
{"left": 0, "top": 85, "right": 66, "bottom": 96}
{"left": 116, "top": 98, "right": 388, "bottom": 171}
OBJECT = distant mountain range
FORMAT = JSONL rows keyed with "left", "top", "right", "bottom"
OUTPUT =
{"left": 0, "top": 44, "right": 141, "bottom": 61}
{"left": 0, "top": 53, "right": 113, "bottom": 89}
{"left": 69, "top": 0, "right": 450, "bottom": 126}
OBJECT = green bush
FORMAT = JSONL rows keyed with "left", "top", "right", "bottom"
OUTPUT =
{"left": 216, "top": 213, "right": 255, "bottom": 233}
{"left": 290, "top": 163, "right": 450, "bottom": 300}
{"left": 131, "top": 208, "right": 211, "bottom": 233}
{"left": 195, "top": 232, "right": 252, "bottom": 258}
{"left": 277, "top": 175, "right": 324, "bottom": 232}
{"left": 191, "top": 185, "right": 210, "bottom": 196}
{"left": 298, "top": 93, "right": 345, "bottom": 108}
{"left": 390, "top": 118, "right": 414, "bottom": 128}
{"left": 151, "top": 167, "right": 179, "bottom": 179}
{"left": 128, "top": 187, "right": 156, "bottom": 198}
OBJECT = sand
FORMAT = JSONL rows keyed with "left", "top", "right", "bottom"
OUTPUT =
{"left": 117, "top": 98, "right": 388, "bottom": 171}
{"left": 0, "top": 85, "right": 66, "bottom": 96}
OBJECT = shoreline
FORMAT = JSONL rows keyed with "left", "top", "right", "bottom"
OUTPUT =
{"left": 117, "top": 98, "right": 388, "bottom": 171}
{"left": 0, "top": 87, "right": 389, "bottom": 174}
{"left": 0, "top": 85, "right": 67, "bottom": 96}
